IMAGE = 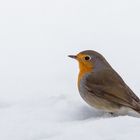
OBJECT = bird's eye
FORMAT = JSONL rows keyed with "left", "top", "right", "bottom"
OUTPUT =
{"left": 84, "top": 55, "right": 91, "bottom": 61}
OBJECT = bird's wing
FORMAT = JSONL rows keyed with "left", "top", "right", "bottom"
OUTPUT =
{"left": 85, "top": 68, "right": 140, "bottom": 111}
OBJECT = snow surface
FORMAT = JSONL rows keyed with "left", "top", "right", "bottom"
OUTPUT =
{"left": 0, "top": 0, "right": 140, "bottom": 140}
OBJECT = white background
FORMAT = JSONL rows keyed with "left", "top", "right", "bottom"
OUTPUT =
{"left": 0, "top": 0, "right": 140, "bottom": 140}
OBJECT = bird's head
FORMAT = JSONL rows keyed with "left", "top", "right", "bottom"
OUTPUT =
{"left": 68, "top": 50, "right": 110, "bottom": 83}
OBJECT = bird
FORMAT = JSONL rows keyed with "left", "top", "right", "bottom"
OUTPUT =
{"left": 68, "top": 50, "right": 140, "bottom": 116}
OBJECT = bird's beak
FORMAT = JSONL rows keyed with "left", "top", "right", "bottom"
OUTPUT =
{"left": 68, "top": 55, "right": 77, "bottom": 60}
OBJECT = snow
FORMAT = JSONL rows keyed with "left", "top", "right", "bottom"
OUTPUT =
{"left": 0, "top": 0, "right": 140, "bottom": 140}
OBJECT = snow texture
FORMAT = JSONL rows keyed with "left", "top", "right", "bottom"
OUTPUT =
{"left": 0, "top": 0, "right": 140, "bottom": 140}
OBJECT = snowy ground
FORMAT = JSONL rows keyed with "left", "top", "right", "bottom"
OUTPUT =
{"left": 0, "top": 0, "right": 140, "bottom": 140}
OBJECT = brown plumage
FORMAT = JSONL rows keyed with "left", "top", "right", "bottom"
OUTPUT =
{"left": 69, "top": 50, "right": 140, "bottom": 115}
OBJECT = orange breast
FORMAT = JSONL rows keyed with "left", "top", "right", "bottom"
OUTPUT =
{"left": 78, "top": 61, "right": 93, "bottom": 87}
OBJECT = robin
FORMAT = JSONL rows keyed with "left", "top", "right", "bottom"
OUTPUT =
{"left": 68, "top": 50, "right": 140, "bottom": 115}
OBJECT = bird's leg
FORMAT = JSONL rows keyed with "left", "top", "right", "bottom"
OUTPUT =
{"left": 109, "top": 112, "right": 118, "bottom": 117}
{"left": 110, "top": 112, "right": 114, "bottom": 115}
